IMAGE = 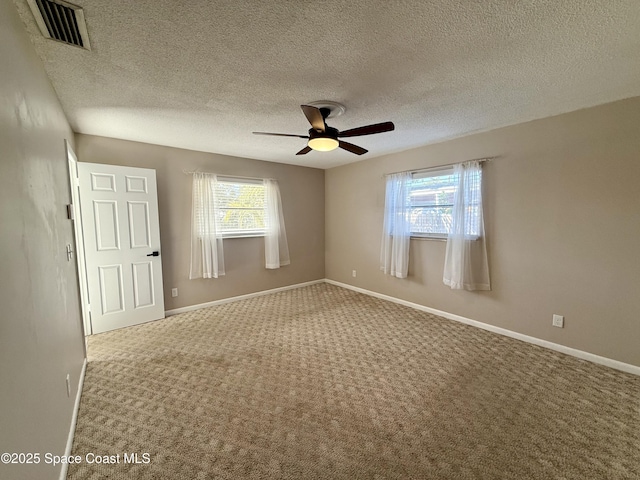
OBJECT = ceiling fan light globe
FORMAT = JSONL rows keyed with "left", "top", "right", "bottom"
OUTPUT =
{"left": 308, "top": 137, "right": 339, "bottom": 152}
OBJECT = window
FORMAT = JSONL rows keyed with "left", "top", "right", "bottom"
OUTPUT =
{"left": 196, "top": 177, "right": 266, "bottom": 238}
{"left": 190, "top": 173, "right": 290, "bottom": 278}
{"left": 215, "top": 178, "right": 265, "bottom": 237}
{"left": 409, "top": 167, "right": 482, "bottom": 238}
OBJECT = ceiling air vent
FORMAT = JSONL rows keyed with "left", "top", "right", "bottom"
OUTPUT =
{"left": 26, "top": 0, "right": 91, "bottom": 50}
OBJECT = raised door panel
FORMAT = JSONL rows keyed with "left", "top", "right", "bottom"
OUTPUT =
{"left": 98, "top": 264, "right": 125, "bottom": 315}
{"left": 94, "top": 200, "right": 120, "bottom": 251}
{"left": 127, "top": 201, "right": 151, "bottom": 249}
{"left": 126, "top": 175, "right": 148, "bottom": 193}
{"left": 91, "top": 172, "right": 116, "bottom": 192}
{"left": 132, "top": 261, "right": 155, "bottom": 309}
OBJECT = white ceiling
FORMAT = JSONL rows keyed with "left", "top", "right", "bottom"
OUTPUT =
{"left": 14, "top": 0, "right": 640, "bottom": 169}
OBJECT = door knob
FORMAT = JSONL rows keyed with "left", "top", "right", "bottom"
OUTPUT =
{"left": 147, "top": 251, "right": 159, "bottom": 257}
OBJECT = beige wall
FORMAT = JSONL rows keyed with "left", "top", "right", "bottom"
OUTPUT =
{"left": 75, "top": 134, "right": 325, "bottom": 310}
{"left": 326, "top": 97, "right": 640, "bottom": 367}
{"left": 0, "top": 2, "right": 86, "bottom": 479}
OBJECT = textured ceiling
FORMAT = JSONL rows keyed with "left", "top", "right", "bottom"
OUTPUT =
{"left": 14, "top": 0, "right": 640, "bottom": 169}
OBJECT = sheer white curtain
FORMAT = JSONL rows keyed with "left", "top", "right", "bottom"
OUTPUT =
{"left": 189, "top": 173, "right": 225, "bottom": 279}
{"left": 443, "top": 161, "right": 490, "bottom": 290}
{"left": 264, "top": 179, "right": 290, "bottom": 269}
{"left": 380, "top": 172, "right": 412, "bottom": 278}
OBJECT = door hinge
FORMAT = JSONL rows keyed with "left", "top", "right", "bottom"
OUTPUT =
{"left": 66, "top": 204, "right": 75, "bottom": 220}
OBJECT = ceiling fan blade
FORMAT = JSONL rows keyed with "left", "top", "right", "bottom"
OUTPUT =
{"left": 253, "top": 132, "right": 309, "bottom": 139}
{"left": 339, "top": 140, "right": 368, "bottom": 155}
{"left": 296, "top": 146, "right": 312, "bottom": 155}
{"left": 338, "top": 121, "right": 395, "bottom": 138}
{"left": 301, "top": 105, "right": 326, "bottom": 132}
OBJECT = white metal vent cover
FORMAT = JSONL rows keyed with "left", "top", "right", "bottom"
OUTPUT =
{"left": 26, "top": 0, "right": 90, "bottom": 50}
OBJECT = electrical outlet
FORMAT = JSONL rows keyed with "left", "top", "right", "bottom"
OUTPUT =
{"left": 552, "top": 314, "right": 564, "bottom": 328}
{"left": 66, "top": 374, "right": 71, "bottom": 397}
{"left": 352, "top": 270, "right": 357, "bottom": 278}
{"left": 171, "top": 288, "right": 178, "bottom": 297}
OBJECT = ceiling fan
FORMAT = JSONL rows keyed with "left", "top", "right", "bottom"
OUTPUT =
{"left": 253, "top": 103, "right": 395, "bottom": 155}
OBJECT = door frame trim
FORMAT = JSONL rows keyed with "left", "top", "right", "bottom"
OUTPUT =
{"left": 66, "top": 140, "right": 92, "bottom": 336}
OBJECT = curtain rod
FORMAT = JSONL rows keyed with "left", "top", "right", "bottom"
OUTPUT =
{"left": 182, "top": 170, "right": 273, "bottom": 182}
{"left": 382, "top": 156, "right": 497, "bottom": 178}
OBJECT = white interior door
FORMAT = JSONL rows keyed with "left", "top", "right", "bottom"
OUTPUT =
{"left": 78, "top": 162, "right": 165, "bottom": 334}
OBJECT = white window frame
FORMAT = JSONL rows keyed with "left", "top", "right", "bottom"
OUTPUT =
{"left": 212, "top": 176, "right": 267, "bottom": 239}
{"left": 408, "top": 167, "right": 482, "bottom": 240}
{"left": 409, "top": 167, "right": 454, "bottom": 239}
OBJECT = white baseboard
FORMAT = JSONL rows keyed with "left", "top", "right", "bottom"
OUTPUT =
{"left": 59, "top": 358, "right": 87, "bottom": 480}
{"left": 164, "top": 279, "right": 325, "bottom": 316}
{"left": 325, "top": 279, "right": 640, "bottom": 376}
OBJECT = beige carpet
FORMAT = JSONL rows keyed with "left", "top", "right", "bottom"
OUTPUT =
{"left": 67, "top": 283, "right": 640, "bottom": 479}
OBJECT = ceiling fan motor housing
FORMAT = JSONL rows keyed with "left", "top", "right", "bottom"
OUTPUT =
{"left": 309, "top": 126, "right": 339, "bottom": 139}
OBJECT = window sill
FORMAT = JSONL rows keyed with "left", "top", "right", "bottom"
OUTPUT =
{"left": 222, "top": 232, "right": 265, "bottom": 239}
{"left": 411, "top": 235, "right": 447, "bottom": 242}
{"left": 410, "top": 234, "right": 482, "bottom": 242}
{"left": 199, "top": 232, "right": 265, "bottom": 240}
